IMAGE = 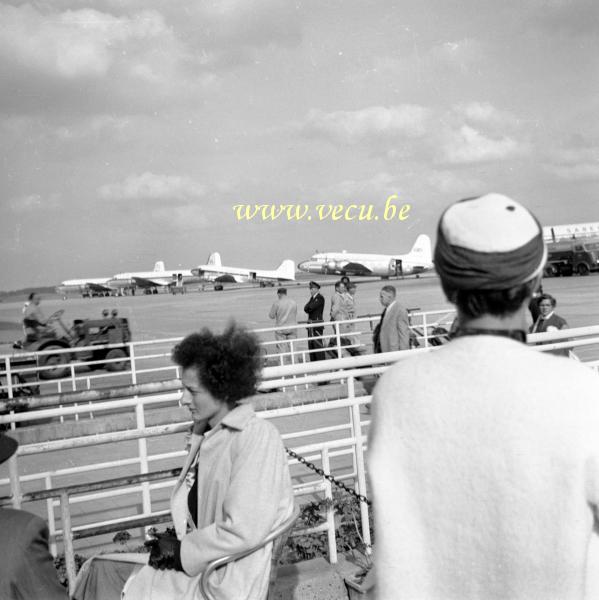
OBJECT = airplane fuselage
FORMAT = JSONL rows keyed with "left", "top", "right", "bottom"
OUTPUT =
{"left": 298, "top": 254, "right": 430, "bottom": 277}
{"left": 108, "top": 270, "right": 198, "bottom": 289}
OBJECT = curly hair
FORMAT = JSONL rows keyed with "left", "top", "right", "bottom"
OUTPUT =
{"left": 172, "top": 323, "right": 261, "bottom": 407}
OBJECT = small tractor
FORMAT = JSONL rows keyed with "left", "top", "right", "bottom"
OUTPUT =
{"left": 11, "top": 309, "right": 132, "bottom": 381}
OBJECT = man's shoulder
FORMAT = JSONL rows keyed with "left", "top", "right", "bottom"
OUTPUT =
{"left": 0, "top": 508, "right": 46, "bottom": 542}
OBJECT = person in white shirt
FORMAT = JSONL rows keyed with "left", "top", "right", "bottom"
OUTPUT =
{"left": 268, "top": 288, "right": 298, "bottom": 364}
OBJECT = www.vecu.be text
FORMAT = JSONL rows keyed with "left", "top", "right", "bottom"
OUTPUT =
{"left": 232, "top": 194, "right": 411, "bottom": 222}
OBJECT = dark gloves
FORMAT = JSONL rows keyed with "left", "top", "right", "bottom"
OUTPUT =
{"left": 145, "top": 532, "right": 184, "bottom": 571}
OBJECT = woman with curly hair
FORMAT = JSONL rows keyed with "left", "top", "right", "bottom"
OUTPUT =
{"left": 74, "top": 324, "right": 294, "bottom": 600}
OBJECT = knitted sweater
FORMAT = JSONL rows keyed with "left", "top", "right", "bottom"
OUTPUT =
{"left": 369, "top": 335, "right": 599, "bottom": 600}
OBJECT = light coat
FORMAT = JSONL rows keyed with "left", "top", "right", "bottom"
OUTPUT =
{"left": 379, "top": 300, "right": 410, "bottom": 352}
{"left": 369, "top": 335, "right": 599, "bottom": 600}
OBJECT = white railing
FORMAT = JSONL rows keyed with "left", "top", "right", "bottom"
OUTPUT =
{"left": 0, "top": 362, "right": 384, "bottom": 594}
{"left": 1, "top": 309, "right": 456, "bottom": 400}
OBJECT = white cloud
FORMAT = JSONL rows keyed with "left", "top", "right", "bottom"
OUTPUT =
{"left": 303, "top": 105, "right": 430, "bottom": 144}
{"left": 427, "top": 170, "right": 484, "bottom": 195}
{"left": 7, "top": 193, "right": 61, "bottom": 213}
{"left": 150, "top": 204, "right": 209, "bottom": 230}
{"left": 428, "top": 38, "right": 485, "bottom": 70}
{"left": 542, "top": 139, "right": 599, "bottom": 181}
{"left": 551, "top": 162, "right": 599, "bottom": 181}
{"left": 439, "top": 125, "right": 526, "bottom": 164}
{"left": 0, "top": 5, "right": 169, "bottom": 79}
{"left": 98, "top": 172, "right": 205, "bottom": 203}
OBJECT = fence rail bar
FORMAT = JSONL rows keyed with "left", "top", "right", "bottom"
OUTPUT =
{"left": 0, "top": 380, "right": 182, "bottom": 411}
{"left": 72, "top": 512, "right": 174, "bottom": 541}
{"left": 0, "top": 467, "right": 183, "bottom": 505}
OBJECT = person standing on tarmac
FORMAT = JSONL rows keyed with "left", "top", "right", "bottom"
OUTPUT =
{"left": 369, "top": 193, "right": 599, "bottom": 600}
{"left": 304, "top": 281, "right": 325, "bottom": 361}
{"left": 268, "top": 288, "right": 298, "bottom": 364}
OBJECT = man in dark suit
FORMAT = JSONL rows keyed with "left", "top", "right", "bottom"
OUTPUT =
{"left": 0, "top": 432, "right": 67, "bottom": 600}
{"left": 304, "top": 281, "right": 326, "bottom": 361}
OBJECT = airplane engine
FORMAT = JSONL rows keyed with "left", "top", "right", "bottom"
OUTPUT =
{"left": 326, "top": 260, "right": 338, "bottom": 272}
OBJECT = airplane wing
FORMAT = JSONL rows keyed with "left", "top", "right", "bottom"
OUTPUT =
{"left": 132, "top": 276, "right": 170, "bottom": 288}
{"left": 213, "top": 274, "right": 240, "bottom": 283}
{"left": 87, "top": 282, "right": 114, "bottom": 292}
{"left": 337, "top": 262, "right": 373, "bottom": 276}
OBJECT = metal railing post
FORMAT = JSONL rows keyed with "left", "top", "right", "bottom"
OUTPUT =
{"left": 135, "top": 397, "right": 152, "bottom": 517}
{"left": 46, "top": 474, "right": 58, "bottom": 556}
{"left": 321, "top": 447, "right": 338, "bottom": 564}
{"left": 8, "top": 452, "right": 22, "bottom": 508}
{"left": 129, "top": 343, "right": 137, "bottom": 386}
{"left": 422, "top": 312, "right": 429, "bottom": 348}
{"left": 349, "top": 377, "right": 372, "bottom": 556}
{"left": 335, "top": 322, "right": 342, "bottom": 358}
{"left": 5, "top": 356, "right": 14, "bottom": 399}
{"left": 60, "top": 490, "right": 77, "bottom": 597}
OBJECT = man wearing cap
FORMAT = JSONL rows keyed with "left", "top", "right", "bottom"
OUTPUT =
{"left": 0, "top": 432, "right": 67, "bottom": 599}
{"left": 268, "top": 288, "right": 298, "bottom": 364}
{"left": 304, "top": 281, "right": 325, "bottom": 361}
{"left": 368, "top": 193, "right": 599, "bottom": 599}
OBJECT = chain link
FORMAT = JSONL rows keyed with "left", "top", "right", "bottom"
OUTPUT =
{"left": 286, "top": 447, "right": 371, "bottom": 506}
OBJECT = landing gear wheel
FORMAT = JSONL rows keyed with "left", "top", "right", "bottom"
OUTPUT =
{"left": 38, "top": 344, "right": 70, "bottom": 380}
{"left": 105, "top": 348, "right": 128, "bottom": 372}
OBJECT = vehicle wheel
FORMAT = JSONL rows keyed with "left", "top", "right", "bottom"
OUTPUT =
{"left": 577, "top": 263, "right": 590, "bottom": 276}
{"left": 105, "top": 348, "right": 128, "bottom": 372}
{"left": 38, "top": 344, "right": 70, "bottom": 379}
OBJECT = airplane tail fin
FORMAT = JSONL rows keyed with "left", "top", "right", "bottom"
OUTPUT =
{"left": 206, "top": 252, "right": 221, "bottom": 267}
{"left": 276, "top": 260, "right": 296, "bottom": 281}
{"left": 409, "top": 235, "right": 432, "bottom": 263}
{"left": 153, "top": 261, "right": 165, "bottom": 272}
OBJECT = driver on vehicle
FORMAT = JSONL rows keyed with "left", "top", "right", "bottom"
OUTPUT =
{"left": 22, "top": 293, "right": 48, "bottom": 343}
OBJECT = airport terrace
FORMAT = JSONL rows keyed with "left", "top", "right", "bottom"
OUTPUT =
{"left": 2, "top": 315, "right": 599, "bottom": 598}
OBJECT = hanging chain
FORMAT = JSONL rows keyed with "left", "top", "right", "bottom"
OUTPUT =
{"left": 285, "top": 447, "right": 371, "bottom": 506}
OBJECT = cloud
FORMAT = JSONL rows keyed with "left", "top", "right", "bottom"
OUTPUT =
{"left": 427, "top": 170, "right": 485, "bottom": 195}
{"left": 551, "top": 163, "right": 599, "bottom": 181}
{"left": 6, "top": 193, "right": 62, "bottom": 213}
{"left": 0, "top": 3, "right": 212, "bottom": 115}
{"left": 542, "top": 136, "right": 599, "bottom": 181}
{"left": 302, "top": 105, "right": 430, "bottom": 145}
{"left": 98, "top": 172, "right": 205, "bottom": 204}
{"left": 438, "top": 125, "right": 526, "bottom": 164}
{"left": 428, "top": 38, "right": 486, "bottom": 71}
{"left": 0, "top": 5, "right": 169, "bottom": 79}
{"left": 150, "top": 204, "right": 209, "bottom": 230}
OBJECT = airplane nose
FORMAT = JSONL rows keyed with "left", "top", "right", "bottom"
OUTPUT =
{"left": 298, "top": 261, "right": 310, "bottom": 271}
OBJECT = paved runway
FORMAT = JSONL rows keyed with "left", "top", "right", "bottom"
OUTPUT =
{"left": 2, "top": 272, "right": 598, "bottom": 350}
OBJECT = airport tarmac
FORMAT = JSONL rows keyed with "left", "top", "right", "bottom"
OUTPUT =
{"left": 1, "top": 272, "right": 598, "bottom": 350}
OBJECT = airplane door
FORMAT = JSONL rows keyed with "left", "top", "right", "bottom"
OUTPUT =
{"left": 250, "top": 271, "right": 257, "bottom": 281}
{"left": 390, "top": 259, "right": 403, "bottom": 277}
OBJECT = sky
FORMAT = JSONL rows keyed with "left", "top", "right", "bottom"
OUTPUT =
{"left": 0, "top": 0, "right": 598, "bottom": 290}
